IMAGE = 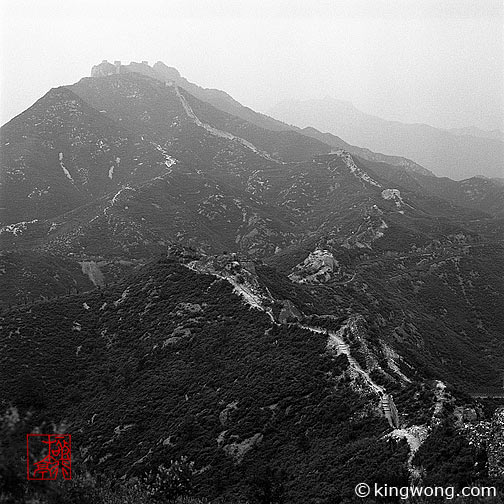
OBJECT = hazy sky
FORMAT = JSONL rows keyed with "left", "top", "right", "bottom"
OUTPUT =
{"left": 1, "top": 0, "right": 503, "bottom": 130}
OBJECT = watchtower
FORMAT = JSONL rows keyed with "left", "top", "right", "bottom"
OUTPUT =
{"left": 114, "top": 60, "right": 121, "bottom": 73}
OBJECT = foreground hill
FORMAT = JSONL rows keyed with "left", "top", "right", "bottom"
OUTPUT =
{"left": 1, "top": 254, "right": 503, "bottom": 502}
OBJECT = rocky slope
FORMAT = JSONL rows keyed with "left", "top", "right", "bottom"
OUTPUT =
{"left": 1, "top": 253, "right": 503, "bottom": 502}
{"left": 0, "top": 86, "right": 174, "bottom": 225}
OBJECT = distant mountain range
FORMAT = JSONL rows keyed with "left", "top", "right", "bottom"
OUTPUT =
{"left": 269, "top": 97, "right": 504, "bottom": 180}
{"left": 447, "top": 125, "right": 504, "bottom": 142}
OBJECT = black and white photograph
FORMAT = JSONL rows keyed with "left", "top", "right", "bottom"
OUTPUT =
{"left": 0, "top": 0, "right": 503, "bottom": 502}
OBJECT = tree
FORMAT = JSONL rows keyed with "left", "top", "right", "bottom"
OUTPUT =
{"left": 144, "top": 457, "right": 195, "bottom": 502}
{"left": 246, "top": 466, "right": 286, "bottom": 504}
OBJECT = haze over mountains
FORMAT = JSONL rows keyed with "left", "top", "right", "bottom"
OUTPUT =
{"left": 1, "top": 60, "right": 504, "bottom": 502}
{"left": 269, "top": 97, "right": 504, "bottom": 181}
{"left": 1, "top": 60, "right": 504, "bottom": 299}
{"left": 447, "top": 126, "right": 504, "bottom": 142}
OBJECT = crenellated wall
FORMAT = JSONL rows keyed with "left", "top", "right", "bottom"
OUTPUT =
{"left": 381, "top": 393, "right": 400, "bottom": 428}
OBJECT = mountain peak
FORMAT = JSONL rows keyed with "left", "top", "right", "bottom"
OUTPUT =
{"left": 90, "top": 59, "right": 121, "bottom": 77}
{"left": 152, "top": 61, "right": 181, "bottom": 80}
{"left": 90, "top": 59, "right": 179, "bottom": 81}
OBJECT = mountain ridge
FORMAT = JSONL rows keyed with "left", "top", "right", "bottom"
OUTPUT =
{"left": 89, "top": 60, "right": 441, "bottom": 174}
{"left": 85, "top": 61, "right": 504, "bottom": 215}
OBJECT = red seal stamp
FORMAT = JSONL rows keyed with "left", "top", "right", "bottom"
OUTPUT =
{"left": 26, "top": 434, "right": 72, "bottom": 480}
